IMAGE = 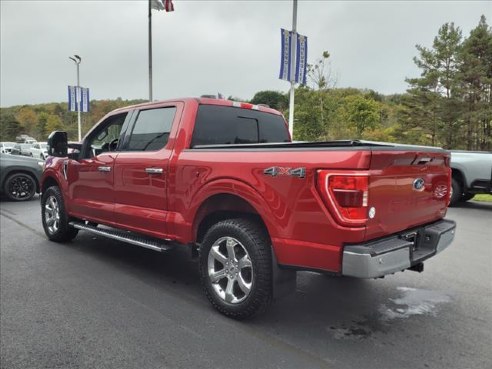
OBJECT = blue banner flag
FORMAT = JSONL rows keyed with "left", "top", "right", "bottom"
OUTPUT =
{"left": 68, "top": 86, "right": 76, "bottom": 112}
{"left": 279, "top": 29, "right": 292, "bottom": 82}
{"left": 80, "top": 87, "right": 90, "bottom": 112}
{"left": 68, "top": 86, "right": 90, "bottom": 112}
{"left": 295, "top": 34, "right": 308, "bottom": 85}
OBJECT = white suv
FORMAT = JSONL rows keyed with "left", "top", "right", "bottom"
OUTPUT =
{"left": 30, "top": 142, "right": 49, "bottom": 159}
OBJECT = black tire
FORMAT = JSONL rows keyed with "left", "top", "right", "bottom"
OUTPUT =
{"left": 41, "top": 186, "right": 78, "bottom": 242}
{"left": 450, "top": 178, "right": 462, "bottom": 207}
{"left": 3, "top": 172, "right": 37, "bottom": 201}
{"left": 199, "top": 218, "right": 273, "bottom": 319}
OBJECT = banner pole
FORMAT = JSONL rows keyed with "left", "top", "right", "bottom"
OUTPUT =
{"left": 148, "top": 0, "right": 153, "bottom": 101}
{"left": 76, "top": 62, "right": 81, "bottom": 141}
{"left": 288, "top": 0, "right": 298, "bottom": 138}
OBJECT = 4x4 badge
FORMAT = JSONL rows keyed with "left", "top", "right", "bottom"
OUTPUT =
{"left": 264, "top": 166, "right": 306, "bottom": 178}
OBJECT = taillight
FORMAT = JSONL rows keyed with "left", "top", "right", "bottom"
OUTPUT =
{"left": 317, "top": 171, "right": 369, "bottom": 226}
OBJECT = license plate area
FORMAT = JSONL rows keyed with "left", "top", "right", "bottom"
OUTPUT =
{"left": 401, "top": 229, "right": 436, "bottom": 263}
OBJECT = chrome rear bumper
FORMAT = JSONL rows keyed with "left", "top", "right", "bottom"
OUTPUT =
{"left": 342, "top": 219, "right": 456, "bottom": 278}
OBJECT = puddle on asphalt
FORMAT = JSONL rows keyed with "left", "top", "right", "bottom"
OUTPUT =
{"left": 328, "top": 287, "right": 451, "bottom": 341}
{"left": 379, "top": 287, "right": 451, "bottom": 322}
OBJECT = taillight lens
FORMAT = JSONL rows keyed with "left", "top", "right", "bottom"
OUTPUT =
{"left": 317, "top": 171, "right": 369, "bottom": 226}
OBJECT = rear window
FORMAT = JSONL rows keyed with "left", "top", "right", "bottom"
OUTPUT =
{"left": 191, "top": 105, "right": 289, "bottom": 147}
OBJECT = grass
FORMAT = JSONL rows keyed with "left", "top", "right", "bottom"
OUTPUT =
{"left": 473, "top": 194, "right": 492, "bottom": 202}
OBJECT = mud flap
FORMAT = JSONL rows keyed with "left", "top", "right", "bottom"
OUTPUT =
{"left": 272, "top": 251, "right": 297, "bottom": 299}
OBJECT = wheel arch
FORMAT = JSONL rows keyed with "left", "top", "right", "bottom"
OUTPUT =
{"left": 193, "top": 193, "right": 270, "bottom": 246}
{"left": 452, "top": 168, "right": 466, "bottom": 192}
{"left": 41, "top": 175, "right": 60, "bottom": 194}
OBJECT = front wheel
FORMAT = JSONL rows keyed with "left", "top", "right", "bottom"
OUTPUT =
{"left": 41, "top": 186, "right": 78, "bottom": 242}
{"left": 199, "top": 218, "right": 273, "bottom": 319}
{"left": 3, "top": 172, "right": 37, "bottom": 201}
{"left": 449, "top": 178, "right": 462, "bottom": 207}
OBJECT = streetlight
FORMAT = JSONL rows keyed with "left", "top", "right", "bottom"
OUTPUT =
{"left": 69, "top": 55, "right": 82, "bottom": 141}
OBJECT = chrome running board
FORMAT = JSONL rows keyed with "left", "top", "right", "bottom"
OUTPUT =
{"left": 69, "top": 222, "right": 172, "bottom": 252}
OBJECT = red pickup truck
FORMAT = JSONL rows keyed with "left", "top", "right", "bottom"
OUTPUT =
{"left": 41, "top": 98, "right": 456, "bottom": 318}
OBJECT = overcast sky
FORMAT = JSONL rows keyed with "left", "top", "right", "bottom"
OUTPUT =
{"left": 1, "top": 0, "right": 490, "bottom": 107}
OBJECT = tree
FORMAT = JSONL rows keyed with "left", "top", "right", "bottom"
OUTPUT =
{"left": 458, "top": 15, "right": 492, "bottom": 150}
{"left": 307, "top": 51, "right": 335, "bottom": 91}
{"left": 15, "top": 106, "right": 38, "bottom": 137}
{"left": 45, "top": 114, "right": 64, "bottom": 134}
{"left": 306, "top": 51, "right": 337, "bottom": 130}
{"left": 0, "top": 112, "right": 22, "bottom": 141}
{"left": 338, "top": 95, "right": 380, "bottom": 137}
{"left": 250, "top": 91, "right": 288, "bottom": 111}
{"left": 292, "top": 87, "right": 325, "bottom": 140}
{"left": 406, "top": 22, "right": 464, "bottom": 148}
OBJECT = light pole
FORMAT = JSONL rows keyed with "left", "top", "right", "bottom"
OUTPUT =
{"left": 288, "top": 0, "right": 298, "bottom": 138}
{"left": 69, "top": 55, "right": 82, "bottom": 141}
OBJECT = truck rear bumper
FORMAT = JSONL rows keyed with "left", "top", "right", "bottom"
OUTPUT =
{"left": 342, "top": 219, "right": 456, "bottom": 278}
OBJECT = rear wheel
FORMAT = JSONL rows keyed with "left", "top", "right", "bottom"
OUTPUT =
{"left": 41, "top": 186, "right": 78, "bottom": 242}
{"left": 199, "top": 218, "right": 273, "bottom": 319}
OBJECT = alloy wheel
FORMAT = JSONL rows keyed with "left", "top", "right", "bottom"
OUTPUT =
{"left": 207, "top": 236, "right": 254, "bottom": 304}
{"left": 44, "top": 195, "right": 60, "bottom": 234}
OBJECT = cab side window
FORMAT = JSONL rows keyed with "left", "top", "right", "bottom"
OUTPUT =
{"left": 125, "top": 107, "right": 176, "bottom": 152}
{"left": 84, "top": 113, "right": 128, "bottom": 158}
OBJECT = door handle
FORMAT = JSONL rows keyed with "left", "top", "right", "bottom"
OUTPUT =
{"left": 97, "top": 166, "right": 111, "bottom": 172}
{"left": 145, "top": 167, "right": 164, "bottom": 174}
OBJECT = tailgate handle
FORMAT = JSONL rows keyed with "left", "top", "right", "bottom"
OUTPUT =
{"left": 414, "top": 157, "right": 432, "bottom": 165}
{"left": 97, "top": 166, "right": 111, "bottom": 172}
{"left": 145, "top": 167, "right": 164, "bottom": 174}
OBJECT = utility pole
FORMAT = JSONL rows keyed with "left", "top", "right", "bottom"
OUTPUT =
{"left": 69, "top": 55, "right": 82, "bottom": 141}
{"left": 288, "top": 0, "right": 298, "bottom": 138}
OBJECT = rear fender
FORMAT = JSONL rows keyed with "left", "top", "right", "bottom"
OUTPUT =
{"left": 176, "top": 178, "right": 279, "bottom": 246}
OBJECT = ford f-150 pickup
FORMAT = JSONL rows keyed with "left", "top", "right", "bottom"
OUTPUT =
{"left": 41, "top": 98, "right": 456, "bottom": 318}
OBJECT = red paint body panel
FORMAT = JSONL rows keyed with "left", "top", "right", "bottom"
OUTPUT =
{"left": 41, "top": 98, "right": 451, "bottom": 274}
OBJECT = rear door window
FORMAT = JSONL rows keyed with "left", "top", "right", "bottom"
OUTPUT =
{"left": 126, "top": 107, "right": 176, "bottom": 151}
{"left": 191, "top": 105, "right": 289, "bottom": 147}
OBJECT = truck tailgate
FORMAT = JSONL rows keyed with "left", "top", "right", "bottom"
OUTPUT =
{"left": 365, "top": 150, "right": 450, "bottom": 240}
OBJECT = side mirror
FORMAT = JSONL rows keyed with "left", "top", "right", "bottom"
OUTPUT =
{"left": 47, "top": 131, "right": 68, "bottom": 157}
{"left": 67, "top": 143, "right": 82, "bottom": 160}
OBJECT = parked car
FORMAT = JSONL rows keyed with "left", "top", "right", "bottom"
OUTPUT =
{"left": 450, "top": 150, "right": 492, "bottom": 206}
{"left": 30, "top": 142, "right": 49, "bottom": 159}
{"left": 41, "top": 98, "right": 455, "bottom": 319}
{"left": 0, "top": 142, "right": 16, "bottom": 154}
{"left": 15, "top": 134, "right": 37, "bottom": 144}
{"left": 11, "top": 143, "right": 34, "bottom": 156}
{"left": 0, "top": 153, "right": 44, "bottom": 201}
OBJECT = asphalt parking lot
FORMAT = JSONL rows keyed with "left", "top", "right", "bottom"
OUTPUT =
{"left": 1, "top": 198, "right": 491, "bottom": 369}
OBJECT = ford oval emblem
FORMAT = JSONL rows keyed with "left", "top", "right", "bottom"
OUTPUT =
{"left": 413, "top": 178, "right": 425, "bottom": 191}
